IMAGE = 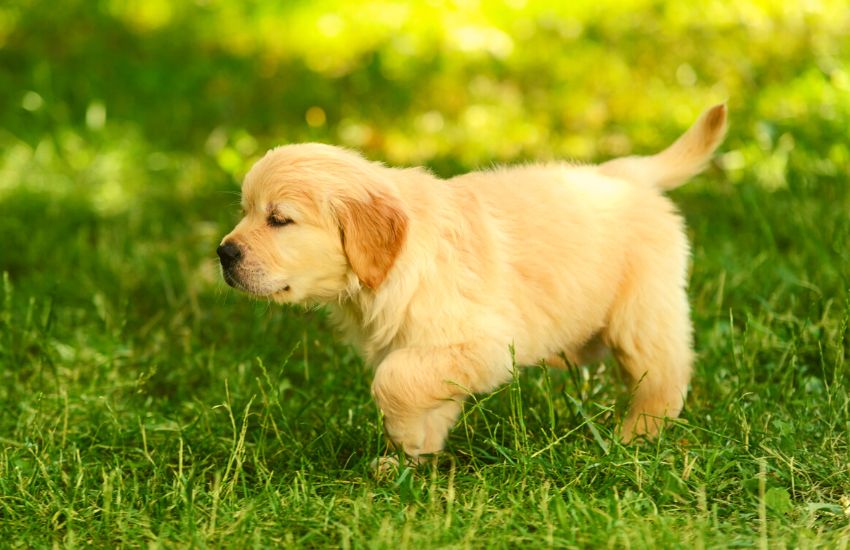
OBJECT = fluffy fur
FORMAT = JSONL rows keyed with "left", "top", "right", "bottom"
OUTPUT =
{"left": 218, "top": 104, "right": 728, "bottom": 460}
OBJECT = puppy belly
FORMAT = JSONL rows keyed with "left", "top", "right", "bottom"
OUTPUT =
{"left": 543, "top": 333, "right": 609, "bottom": 368}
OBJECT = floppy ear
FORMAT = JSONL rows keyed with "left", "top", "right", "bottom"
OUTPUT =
{"left": 336, "top": 191, "right": 408, "bottom": 289}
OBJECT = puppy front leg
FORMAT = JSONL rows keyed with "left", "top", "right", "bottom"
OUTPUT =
{"left": 371, "top": 344, "right": 511, "bottom": 460}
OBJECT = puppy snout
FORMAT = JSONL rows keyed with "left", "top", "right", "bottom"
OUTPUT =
{"left": 217, "top": 241, "right": 242, "bottom": 270}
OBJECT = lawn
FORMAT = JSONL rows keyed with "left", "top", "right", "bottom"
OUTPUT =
{"left": 1, "top": 0, "right": 849, "bottom": 547}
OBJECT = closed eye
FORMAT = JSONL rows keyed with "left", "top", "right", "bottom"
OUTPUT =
{"left": 267, "top": 214, "right": 294, "bottom": 227}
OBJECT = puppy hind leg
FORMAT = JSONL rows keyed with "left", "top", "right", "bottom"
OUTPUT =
{"left": 606, "top": 285, "right": 693, "bottom": 442}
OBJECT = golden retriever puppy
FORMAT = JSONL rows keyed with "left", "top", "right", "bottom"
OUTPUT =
{"left": 218, "top": 105, "right": 727, "bottom": 462}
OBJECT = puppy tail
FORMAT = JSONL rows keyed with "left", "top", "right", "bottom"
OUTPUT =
{"left": 597, "top": 103, "right": 727, "bottom": 190}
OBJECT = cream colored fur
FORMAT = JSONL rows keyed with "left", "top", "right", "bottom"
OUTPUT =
{"left": 219, "top": 104, "right": 728, "bottom": 461}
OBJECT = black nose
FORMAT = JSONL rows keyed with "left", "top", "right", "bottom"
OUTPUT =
{"left": 217, "top": 241, "right": 242, "bottom": 270}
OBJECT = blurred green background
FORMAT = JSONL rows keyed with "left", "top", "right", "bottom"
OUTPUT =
{"left": 2, "top": 0, "right": 848, "bottom": 299}
{"left": 1, "top": 0, "right": 849, "bottom": 546}
{"left": 2, "top": 0, "right": 848, "bottom": 334}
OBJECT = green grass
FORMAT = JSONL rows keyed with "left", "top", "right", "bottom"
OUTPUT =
{"left": 1, "top": 0, "right": 850, "bottom": 547}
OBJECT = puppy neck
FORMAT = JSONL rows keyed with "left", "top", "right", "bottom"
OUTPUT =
{"left": 327, "top": 266, "right": 416, "bottom": 365}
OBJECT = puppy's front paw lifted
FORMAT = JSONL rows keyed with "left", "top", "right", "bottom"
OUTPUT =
{"left": 370, "top": 455, "right": 402, "bottom": 480}
{"left": 369, "top": 454, "right": 439, "bottom": 481}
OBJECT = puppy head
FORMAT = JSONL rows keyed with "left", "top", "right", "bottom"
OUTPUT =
{"left": 218, "top": 143, "right": 408, "bottom": 304}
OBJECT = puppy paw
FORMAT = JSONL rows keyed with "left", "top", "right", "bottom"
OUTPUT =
{"left": 370, "top": 454, "right": 439, "bottom": 480}
{"left": 370, "top": 455, "right": 401, "bottom": 478}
